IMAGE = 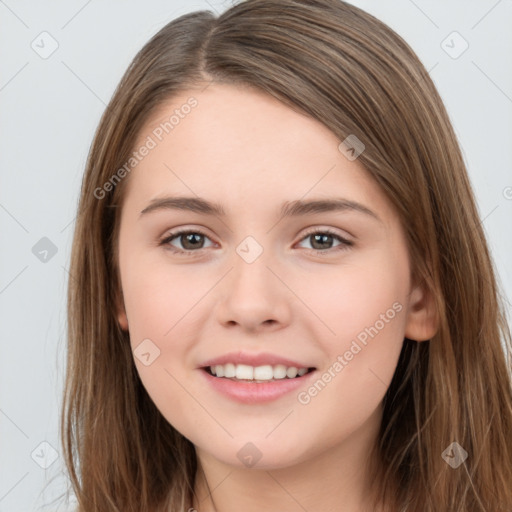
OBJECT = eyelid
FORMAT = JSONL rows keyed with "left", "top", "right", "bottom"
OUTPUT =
{"left": 159, "top": 225, "right": 352, "bottom": 242}
{"left": 159, "top": 225, "right": 354, "bottom": 256}
{"left": 159, "top": 227, "right": 216, "bottom": 255}
{"left": 299, "top": 226, "right": 353, "bottom": 243}
{"left": 296, "top": 227, "right": 353, "bottom": 255}
{"left": 158, "top": 225, "right": 354, "bottom": 257}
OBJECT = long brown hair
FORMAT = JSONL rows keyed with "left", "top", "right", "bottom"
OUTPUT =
{"left": 62, "top": 1, "right": 512, "bottom": 510}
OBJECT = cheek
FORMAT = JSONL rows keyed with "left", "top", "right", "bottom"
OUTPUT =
{"left": 120, "top": 250, "right": 205, "bottom": 343}
{"left": 294, "top": 252, "right": 408, "bottom": 417}
{"left": 303, "top": 250, "right": 409, "bottom": 344}
{"left": 120, "top": 262, "right": 209, "bottom": 436}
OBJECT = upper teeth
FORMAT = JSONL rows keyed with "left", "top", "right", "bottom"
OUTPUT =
{"left": 210, "top": 363, "right": 309, "bottom": 380}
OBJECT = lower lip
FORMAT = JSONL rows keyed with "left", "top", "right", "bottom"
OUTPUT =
{"left": 200, "top": 368, "right": 316, "bottom": 404}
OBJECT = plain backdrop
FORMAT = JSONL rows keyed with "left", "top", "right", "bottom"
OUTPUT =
{"left": 1, "top": 1, "right": 511, "bottom": 510}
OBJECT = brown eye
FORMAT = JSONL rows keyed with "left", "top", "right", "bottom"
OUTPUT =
{"left": 296, "top": 229, "right": 353, "bottom": 254}
{"left": 160, "top": 230, "right": 214, "bottom": 254}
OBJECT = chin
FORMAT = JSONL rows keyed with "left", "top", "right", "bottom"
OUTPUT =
{"left": 195, "top": 436, "right": 313, "bottom": 471}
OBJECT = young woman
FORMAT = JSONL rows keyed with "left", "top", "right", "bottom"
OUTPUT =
{"left": 61, "top": 0, "right": 512, "bottom": 510}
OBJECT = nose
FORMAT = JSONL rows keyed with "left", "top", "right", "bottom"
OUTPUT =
{"left": 215, "top": 248, "right": 292, "bottom": 333}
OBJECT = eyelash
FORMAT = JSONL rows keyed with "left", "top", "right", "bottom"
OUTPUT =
{"left": 158, "top": 227, "right": 353, "bottom": 257}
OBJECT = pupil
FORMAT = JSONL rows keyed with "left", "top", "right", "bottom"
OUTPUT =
{"left": 183, "top": 233, "right": 203, "bottom": 250}
{"left": 312, "top": 233, "right": 332, "bottom": 250}
{"left": 179, "top": 233, "right": 333, "bottom": 251}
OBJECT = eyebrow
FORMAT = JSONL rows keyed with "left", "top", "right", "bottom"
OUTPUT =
{"left": 139, "top": 196, "right": 380, "bottom": 222}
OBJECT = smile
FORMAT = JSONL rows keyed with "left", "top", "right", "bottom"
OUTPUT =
{"left": 206, "top": 363, "right": 311, "bottom": 381}
{"left": 200, "top": 365, "right": 316, "bottom": 404}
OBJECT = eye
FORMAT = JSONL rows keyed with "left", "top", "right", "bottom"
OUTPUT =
{"left": 159, "top": 229, "right": 215, "bottom": 256}
{"left": 159, "top": 227, "right": 353, "bottom": 257}
{"left": 296, "top": 228, "right": 353, "bottom": 255}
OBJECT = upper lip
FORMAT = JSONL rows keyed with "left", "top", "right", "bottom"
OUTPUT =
{"left": 199, "top": 351, "right": 315, "bottom": 369}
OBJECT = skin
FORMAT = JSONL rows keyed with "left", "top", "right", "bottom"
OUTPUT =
{"left": 115, "top": 83, "right": 438, "bottom": 512}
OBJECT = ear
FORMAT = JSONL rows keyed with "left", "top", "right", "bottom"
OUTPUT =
{"left": 404, "top": 279, "right": 439, "bottom": 342}
{"left": 115, "top": 287, "right": 129, "bottom": 332}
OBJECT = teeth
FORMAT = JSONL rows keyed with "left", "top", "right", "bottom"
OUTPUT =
{"left": 236, "top": 364, "right": 253, "bottom": 380}
{"left": 254, "top": 365, "right": 273, "bottom": 380}
{"left": 224, "top": 363, "right": 236, "bottom": 378}
{"left": 209, "top": 363, "right": 310, "bottom": 380}
{"left": 286, "top": 367, "right": 298, "bottom": 378}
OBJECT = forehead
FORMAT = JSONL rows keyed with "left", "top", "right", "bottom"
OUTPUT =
{"left": 138, "top": 82, "right": 340, "bottom": 156}
{"left": 124, "top": 83, "right": 393, "bottom": 223}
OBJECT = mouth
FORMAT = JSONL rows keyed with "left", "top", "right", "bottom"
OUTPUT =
{"left": 202, "top": 364, "right": 316, "bottom": 383}
{"left": 200, "top": 362, "right": 317, "bottom": 403}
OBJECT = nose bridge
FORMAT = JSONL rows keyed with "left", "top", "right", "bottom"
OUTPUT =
{"left": 215, "top": 233, "right": 291, "bottom": 330}
{"left": 230, "top": 233, "right": 277, "bottom": 297}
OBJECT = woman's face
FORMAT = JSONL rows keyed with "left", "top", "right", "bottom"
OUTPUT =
{"left": 115, "top": 83, "right": 429, "bottom": 470}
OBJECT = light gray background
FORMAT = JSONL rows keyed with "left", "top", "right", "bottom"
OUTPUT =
{"left": 1, "top": 1, "right": 511, "bottom": 510}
